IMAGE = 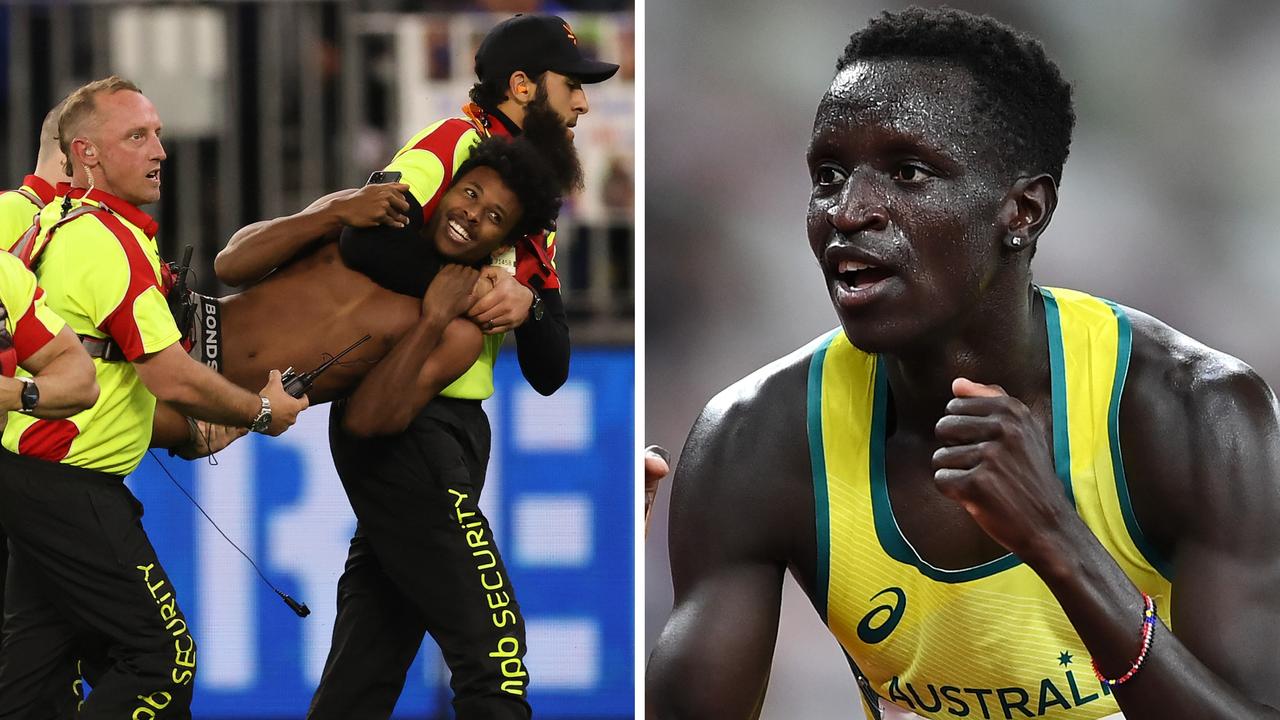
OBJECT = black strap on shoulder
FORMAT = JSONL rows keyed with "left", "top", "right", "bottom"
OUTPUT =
{"left": 12, "top": 187, "right": 44, "bottom": 208}
{"left": 79, "top": 335, "right": 128, "bottom": 362}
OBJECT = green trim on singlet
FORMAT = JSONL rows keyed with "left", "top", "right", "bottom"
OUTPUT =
{"left": 1040, "top": 287, "right": 1076, "bottom": 506}
{"left": 869, "top": 355, "right": 1022, "bottom": 582}
{"left": 868, "top": 292, "right": 1076, "bottom": 583}
{"left": 808, "top": 331, "right": 838, "bottom": 621}
{"left": 843, "top": 649, "right": 885, "bottom": 720}
{"left": 1103, "top": 300, "right": 1175, "bottom": 581}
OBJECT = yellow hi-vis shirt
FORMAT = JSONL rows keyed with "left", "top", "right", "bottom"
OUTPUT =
{"left": 4, "top": 189, "right": 181, "bottom": 475}
{"left": 0, "top": 250, "right": 65, "bottom": 378}
{"left": 807, "top": 287, "right": 1169, "bottom": 720}
{"left": 383, "top": 107, "right": 558, "bottom": 400}
{"left": 0, "top": 174, "right": 57, "bottom": 252}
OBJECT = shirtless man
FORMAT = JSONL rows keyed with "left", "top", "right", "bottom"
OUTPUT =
{"left": 166, "top": 133, "right": 568, "bottom": 442}
{"left": 648, "top": 8, "right": 1280, "bottom": 720}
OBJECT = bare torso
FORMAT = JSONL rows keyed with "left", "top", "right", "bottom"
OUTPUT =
{"left": 217, "top": 242, "right": 421, "bottom": 404}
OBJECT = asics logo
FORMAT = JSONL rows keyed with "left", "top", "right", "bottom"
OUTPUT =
{"left": 857, "top": 587, "right": 906, "bottom": 644}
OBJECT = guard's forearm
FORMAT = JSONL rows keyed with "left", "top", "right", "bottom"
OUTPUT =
{"left": 142, "top": 359, "right": 260, "bottom": 429}
{"left": 2, "top": 348, "right": 98, "bottom": 418}
{"left": 215, "top": 198, "right": 349, "bottom": 286}
{"left": 1035, "top": 528, "right": 1280, "bottom": 719}
{"left": 161, "top": 375, "right": 260, "bottom": 429}
{"left": 514, "top": 289, "right": 570, "bottom": 396}
{"left": 343, "top": 312, "right": 452, "bottom": 434}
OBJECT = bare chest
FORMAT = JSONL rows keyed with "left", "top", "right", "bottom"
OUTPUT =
{"left": 218, "top": 247, "right": 420, "bottom": 402}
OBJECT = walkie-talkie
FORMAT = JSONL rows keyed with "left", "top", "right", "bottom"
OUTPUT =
{"left": 167, "top": 245, "right": 195, "bottom": 333}
{"left": 280, "top": 334, "right": 372, "bottom": 398}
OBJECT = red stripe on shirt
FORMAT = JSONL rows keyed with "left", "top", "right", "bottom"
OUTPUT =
{"left": 83, "top": 188, "right": 158, "bottom": 239}
{"left": 94, "top": 213, "right": 165, "bottom": 361}
{"left": 18, "top": 418, "right": 78, "bottom": 462}
{"left": 12, "top": 286, "right": 55, "bottom": 364}
{"left": 412, "top": 118, "right": 475, "bottom": 221}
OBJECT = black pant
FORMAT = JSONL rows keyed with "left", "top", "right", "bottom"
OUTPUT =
{"left": 1, "top": 526, "right": 7, "bottom": 650}
{"left": 0, "top": 450, "right": 195, "bottom": 719}
{"left": 308, "top": 398, "right": 530, "bottom": 720}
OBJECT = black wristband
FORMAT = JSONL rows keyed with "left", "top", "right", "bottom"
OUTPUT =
{"left": 17, "top": 377, "right": 39, "bottom": 414}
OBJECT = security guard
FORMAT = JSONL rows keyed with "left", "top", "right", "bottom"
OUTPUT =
{"left": 0, "top": 102, "right": 74, "bottom": 653}
{"left": 0, "top": 76, "right": 308, "bottom": 718}
{"left": 0, "top": 103, "right": 70, "bottom": 251}
{"left": 0, "top": 248, "right": 98, "bottom": 689}
{"left": 306, "top": 14, "right": 618, "bottom": 720}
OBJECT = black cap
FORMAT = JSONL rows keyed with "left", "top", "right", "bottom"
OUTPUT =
{"left": 475, "top": 14, "right": 619, "bottom": 86}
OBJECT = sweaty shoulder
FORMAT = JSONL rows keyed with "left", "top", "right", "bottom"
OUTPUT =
{"left": 1116, "top": 304, "right": 1280, "bottom": 554}
{"left": 672, "top": 337, "right": 826, "bottom": 562}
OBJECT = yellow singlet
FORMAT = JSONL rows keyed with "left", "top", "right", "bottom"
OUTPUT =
{"left": 807, "top": 287, "right": 1172, "bottom": 720}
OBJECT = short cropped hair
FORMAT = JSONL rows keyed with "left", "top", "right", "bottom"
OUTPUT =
{"left": 57, "top": 75, "right": 142, "bottom": 175}
{"left": 39, "top": 102, "right": 63, "bottom": 147}
{"left": 839, "top": 7, "right": 1075, "bottom": 184}
{"left": 36, "top": 100, "right": 66, "bottom": 166}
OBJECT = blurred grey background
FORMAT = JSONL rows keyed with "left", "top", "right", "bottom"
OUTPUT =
{"left": 645, "top": 0, "right": 1280, "bottom": 717}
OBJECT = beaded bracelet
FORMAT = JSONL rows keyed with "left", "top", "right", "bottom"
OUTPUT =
{"left": 1091, "top": 591, "right": 1157, "bottom": 687}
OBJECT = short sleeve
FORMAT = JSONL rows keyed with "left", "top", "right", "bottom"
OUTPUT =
{"left": 385, "top": 118, "right": 481, "bottom": 220}
{"left": 0, "top": 252, "right": 63, "bottom": 364}
{"left": 41, "top": 216, "right": 179, "bottom": 360}
{"left": 123, "top": 284, "right": 182, "bottom": 359}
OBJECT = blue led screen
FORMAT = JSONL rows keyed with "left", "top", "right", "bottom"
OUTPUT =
{"left": 122, "top": 349, "right": 634, "bottom": 718}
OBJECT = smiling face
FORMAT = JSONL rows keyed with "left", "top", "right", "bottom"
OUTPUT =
{"left": 82, "top": 90, "right": 166, "bottom": 206}
{"left": 806, "top": 59, "right": 1018, "bottom": 353}
{"left": 428, "top": 165, "right": 523, "bottom": 263}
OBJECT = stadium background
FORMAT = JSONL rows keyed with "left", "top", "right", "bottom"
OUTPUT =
{"left": 1, "top": 2, "right": 634, "bottom": 718}
{"left": 645, "top": 0, "right": 1280, "bottom": 718}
